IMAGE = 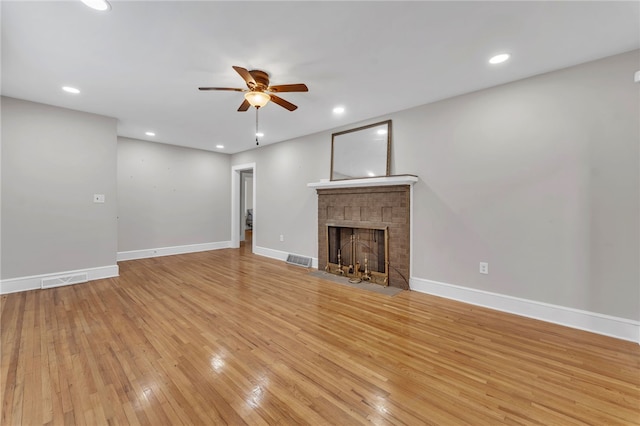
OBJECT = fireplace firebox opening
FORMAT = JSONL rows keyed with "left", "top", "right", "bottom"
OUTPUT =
{"left": 326, "top": 225, "right": 389, "bottom": 286}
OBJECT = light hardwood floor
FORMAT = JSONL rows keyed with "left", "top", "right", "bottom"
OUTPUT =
{"left": 2, "top": 244, "right": 639, "bottom": 425}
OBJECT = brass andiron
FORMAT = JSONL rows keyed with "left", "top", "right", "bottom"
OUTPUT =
{"left": 362, "top": 257, "right": 371, "bottom": 282}
{"left": 337, "top": 249, "right": 344, "bottom": 275}
{"left": 348, "top": 234, "right": 359, "bottom": 283}
{"left": 349, "top": 261, "right": 362, "bottom": 284}
{"left": 347, "top": 235, "right": 355, "bottom": 276}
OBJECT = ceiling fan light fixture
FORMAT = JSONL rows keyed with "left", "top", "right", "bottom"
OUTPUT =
{"left": 244, "top": 91, "right": 271, "bottom": 108}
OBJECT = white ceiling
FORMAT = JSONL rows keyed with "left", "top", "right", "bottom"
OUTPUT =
{"left": 2, "top": 1, "right": 639, "bottom": 154}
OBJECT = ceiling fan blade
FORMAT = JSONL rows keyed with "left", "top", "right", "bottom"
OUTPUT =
{"left": 268, "top": 83, "right": 309, "bottom": 93}
{"left": 270, "top": 94, "right": 298, "bottom": 111}
{"left": 232, "top": 66, "right": 257, "bottom": 89}
{"left": 198, "top": 87, "right": 245, "bottom": 91}
{"left": 237, "top": 99, "right": 251, "bottom": 112}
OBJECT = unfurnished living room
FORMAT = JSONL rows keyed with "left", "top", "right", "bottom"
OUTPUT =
{"left": 1, "top": 1, "right": 639, "bottom": 425}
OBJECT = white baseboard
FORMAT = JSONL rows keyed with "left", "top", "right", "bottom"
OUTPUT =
{"left": 0, "top": 265, "right": 119, "bottom": 295}
{"left": 117, "top": 241, "right": 232, "bottom": 261}
{"left": 410, "top": 277, "right": 640, "bottom": 344}
{"left": 254, "top": 245, "right": 318, "bottom": 269}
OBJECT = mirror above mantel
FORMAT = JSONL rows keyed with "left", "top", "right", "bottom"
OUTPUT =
{"left": 330, "top": 120, "right": 391, "bottom": 181}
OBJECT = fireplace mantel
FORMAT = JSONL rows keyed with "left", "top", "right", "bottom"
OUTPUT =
{"left": 307, "top": 175, "right": 418, "bottom": 190}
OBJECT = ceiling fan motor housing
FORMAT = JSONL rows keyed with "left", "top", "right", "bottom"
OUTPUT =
{"left": 249, "top": 70, "right": 270, "bottom": 91}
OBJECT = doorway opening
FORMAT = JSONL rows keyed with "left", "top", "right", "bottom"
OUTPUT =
{"left": 231, "top": 163, "right": 256, "bottom": 253}
{"left": 240, "top": 170, "right": 253, "bottom": 248}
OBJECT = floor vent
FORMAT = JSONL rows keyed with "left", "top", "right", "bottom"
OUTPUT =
{"left": 286, "top": 254, "right": 312, "bottom": 268}
{"left": 41, "top": 273, "right": 88, "bottom": 289}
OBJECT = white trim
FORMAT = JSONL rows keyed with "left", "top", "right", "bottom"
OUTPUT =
{"left": 250, "top": 167, "right": 256, "bottom": 255}
{"left": 410, "top": 276, "right": 640, "bottom": 344}
{"left": 307, "top": 175, "right": 418, "bottom": 189}
{"left": 0, "top": 265, "right": 119, "bottom": 294}
{"left": 409, "top": 183, "right": 414, "bottom": 280}
{"left": 117, "top": 241, "right": 231, "bottom": 261}
{"left": 254, "top": 245, "right": 318, "bottom": 269}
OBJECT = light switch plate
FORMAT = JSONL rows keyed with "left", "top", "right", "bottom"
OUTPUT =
{"left": 94, "top": 194, "right": 105, "bottom": 203}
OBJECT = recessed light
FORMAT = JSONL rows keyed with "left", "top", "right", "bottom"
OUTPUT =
{"left": 81, "top": 0, "right": 111, "bottom": 11}
{"left": 377, "top": 129, "right": 387, "bottom": 135}
{"left": 256, "top": 132, "right": 264, "bottom": 137}
{"left": 145, "top": 131, "right": 155, "bottom": 136}
{"left": 489, "top": 53, "right": 510, "bottom": 65}
{"left": 333, "top": 106, "right": 345, "bottom": 114}
{"left": 62, "top": 86, "right": 80, "bottom": 94}
{"left": 216, "top": 144, "right": 224, "bottom": 149}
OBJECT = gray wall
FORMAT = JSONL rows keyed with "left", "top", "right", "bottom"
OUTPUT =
{"left": 397, "top": 50, "right": 639, "bottom": 320}
{"left": 233, "top": 132, "right": 326, "bottom": 256}
{"left": 1, "top": 97, "right": 118, "bottom": 279}
{"left": 245, "top": 173, "right": 253, "bottom": 211}
{"left": 117, "top": 137, "right": 230, "bottom": 251}
{"left": 231, "top": 50, "right": 639, "bottom": 321}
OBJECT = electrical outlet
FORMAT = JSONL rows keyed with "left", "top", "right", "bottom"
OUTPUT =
{"left": 479, "top": 262, "right": 489, "bottom": 274}
{"left": 279, "top": 234, "right": 284, "bottom": 242}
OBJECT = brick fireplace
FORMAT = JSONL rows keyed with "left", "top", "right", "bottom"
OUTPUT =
{"left": 309, "top": 176, "right": 418, "bottom": 290}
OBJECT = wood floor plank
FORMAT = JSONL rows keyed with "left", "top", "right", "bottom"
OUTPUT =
{"left": 2, "top": 243, "right": 639, "bottom": 425}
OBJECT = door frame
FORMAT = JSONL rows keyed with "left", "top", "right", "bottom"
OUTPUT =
{"left": 231, "top": 162, "right": 256, "bottom": 252}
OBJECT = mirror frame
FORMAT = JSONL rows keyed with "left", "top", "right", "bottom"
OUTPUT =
{"left": 330, "top": 119, "right": 392, "bottom": 181}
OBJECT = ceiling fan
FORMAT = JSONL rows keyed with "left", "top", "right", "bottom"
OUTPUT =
{"left": 199, "top": 66, "right": 309, "bottom": 111}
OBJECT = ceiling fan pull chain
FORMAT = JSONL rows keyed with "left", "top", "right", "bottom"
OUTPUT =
{"left": 255, "top": 106, "right": 260, "bottom": 145}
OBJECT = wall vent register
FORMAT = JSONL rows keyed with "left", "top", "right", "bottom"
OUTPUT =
{"left": 41, "top": 273, "right": 88, "bottom": 289}
{"left": 286, "top": 254, "right": 312, "bottom": 268}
